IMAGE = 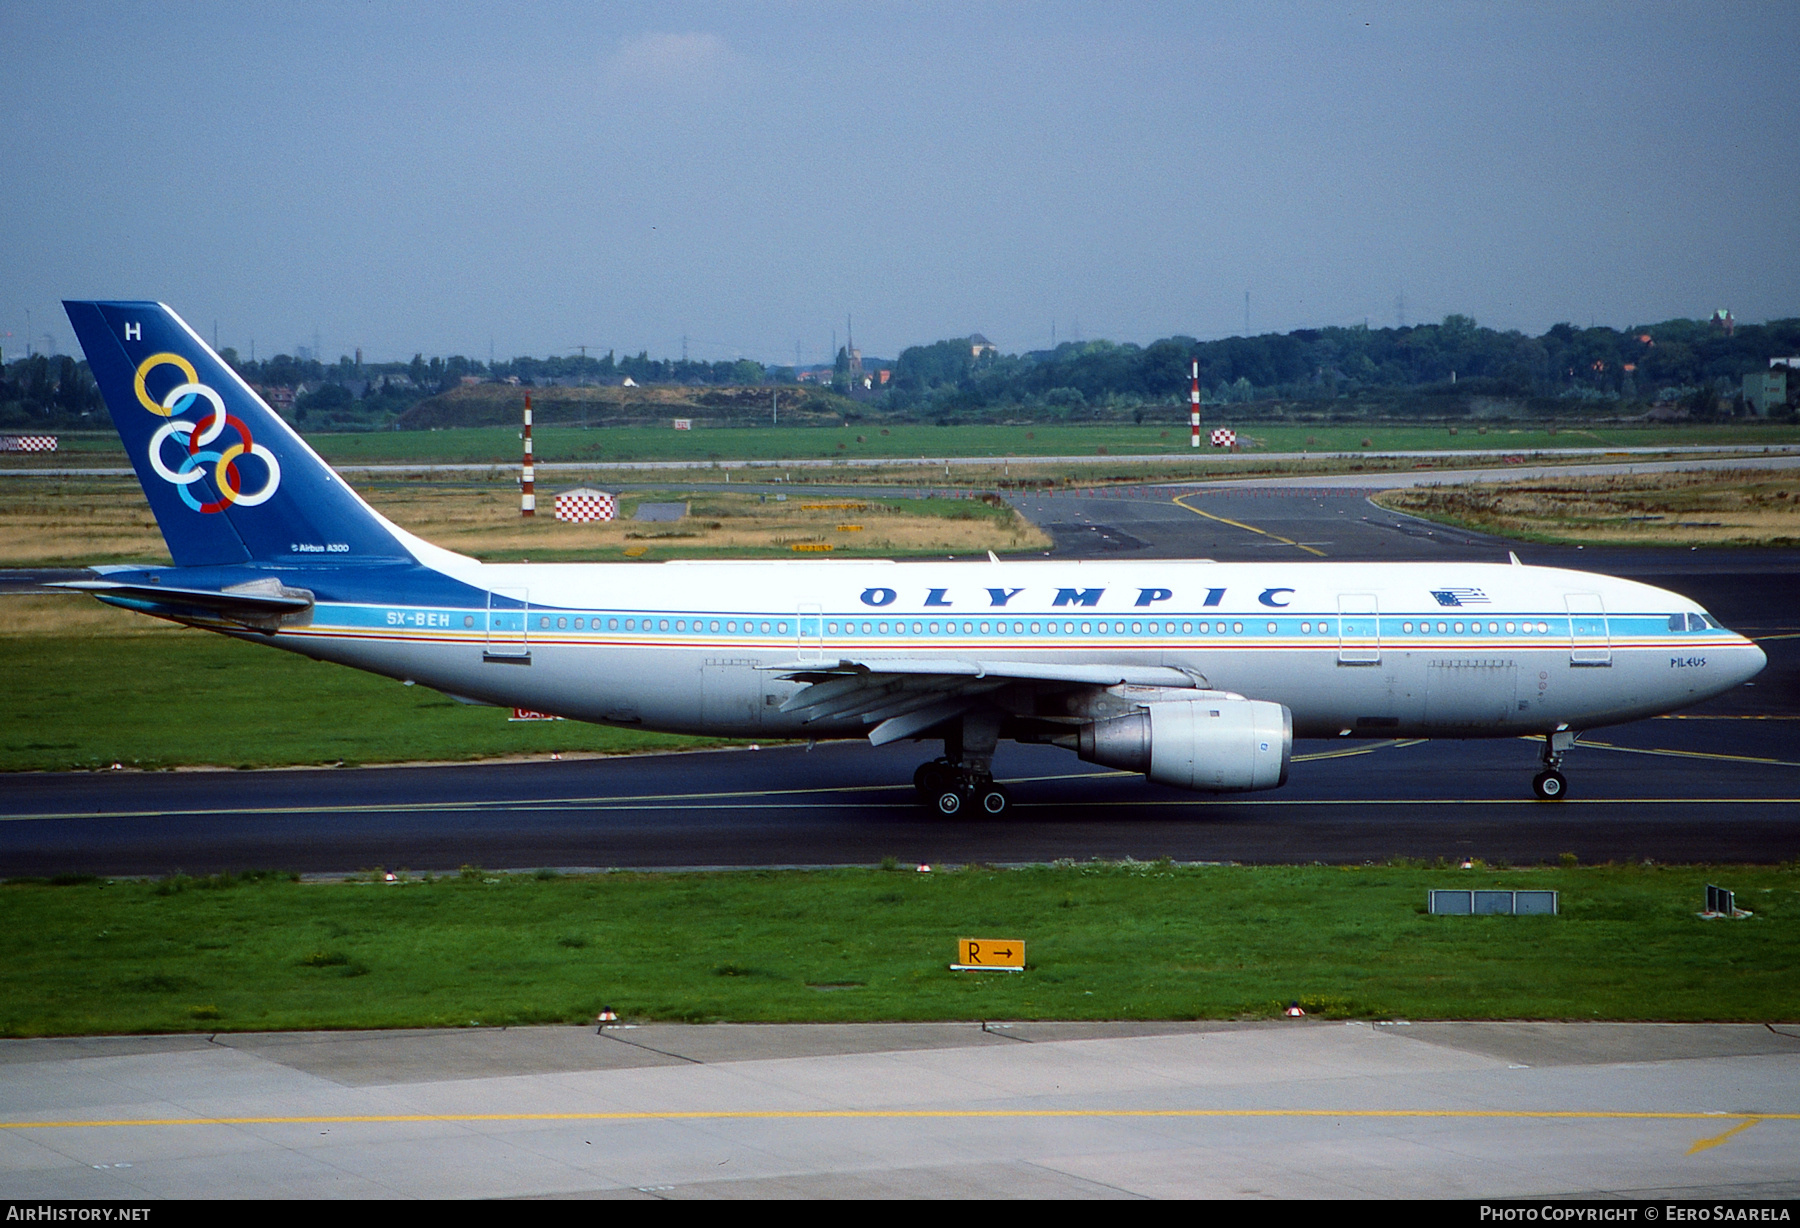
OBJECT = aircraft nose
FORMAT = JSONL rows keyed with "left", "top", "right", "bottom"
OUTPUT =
{"left": 1723, "top": 638, "right": 1768, "bottom": 689}
{"left": 1742, "top": 639, "right": 1768, "bottom": 683}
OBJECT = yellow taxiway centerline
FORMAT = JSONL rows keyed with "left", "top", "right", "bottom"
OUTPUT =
{"left": 1169, "top": 493, "right": 1328, "bottom": 556}
{"left": 2, "top": 1108, "right": 1794, "bottom": 1131}
{"left": 1573, "top": 738, "right": 1800, "bottom": 769}
{"left": 10, "top": 789, "right": 1800, "bottom": 823}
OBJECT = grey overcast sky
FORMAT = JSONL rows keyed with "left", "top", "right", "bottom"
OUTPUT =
{"left": 3, "top": 2, "right": 1795, "bottom": 366}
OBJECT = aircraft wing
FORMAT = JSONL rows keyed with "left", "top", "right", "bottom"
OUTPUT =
{"left": 51, "top": 578, "right": 314, "bottom": 632}
{"left": 768, "top": 656, "right": 1206, "bottom": 745}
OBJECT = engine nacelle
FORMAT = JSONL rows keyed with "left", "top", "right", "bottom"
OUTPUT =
{"left": 1077, "top": 698, "right": 1292, "bottom": 792}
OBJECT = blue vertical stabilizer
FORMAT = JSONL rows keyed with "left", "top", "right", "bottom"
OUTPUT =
{"left": 64, "top": 301, "right": 415, "bottom": 568}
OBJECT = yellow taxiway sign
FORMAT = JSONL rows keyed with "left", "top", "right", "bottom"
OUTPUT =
{"left": 952, "top": 937, "right": 1025, "bottom": 971}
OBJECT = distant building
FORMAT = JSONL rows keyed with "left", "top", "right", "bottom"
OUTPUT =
{"left": 1744, "top": 370, "right": 1787, "bottom": 416}
{"left": 261, "top": 385, "right": 295, "bottom": 412}
{"left": 969, "top": 333, "right": 997, "bottom": 359}
{"left": 1710, "top": 308, "right": 1735, "bottom": 337}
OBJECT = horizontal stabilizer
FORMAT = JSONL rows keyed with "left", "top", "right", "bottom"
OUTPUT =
{"left": 52, "top": 578, "right": 314, "bottom": 632}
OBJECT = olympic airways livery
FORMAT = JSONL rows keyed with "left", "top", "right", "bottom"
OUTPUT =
{"left": 59, "top": 301, "right": 1765, "bottom": 812}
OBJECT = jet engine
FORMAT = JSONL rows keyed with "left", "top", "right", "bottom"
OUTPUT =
{"left": 1075, "top": 698, "right": 1291, "bottom": 792}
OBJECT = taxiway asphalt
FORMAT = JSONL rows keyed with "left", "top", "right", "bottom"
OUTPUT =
{"left": 3, "top": 1020, "right": 1796, "bottom": 1198}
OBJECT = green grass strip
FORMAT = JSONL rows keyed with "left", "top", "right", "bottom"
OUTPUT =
{"left": 19, "top": 423, "right": 1798, "bottom": 468}
{"left": 0, "top": 634, "right": 718, "bottom": 771}
{"left": 1, "top": 863, "right": 1793, "bottom": 1036}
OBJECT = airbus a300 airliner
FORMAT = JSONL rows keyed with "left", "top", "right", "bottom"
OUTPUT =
{"left": 57, "top": 302, "right": 1765, "bottom": 813}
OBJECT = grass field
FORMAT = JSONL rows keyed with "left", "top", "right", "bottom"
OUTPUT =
{"left": 1374, "top": 469, "right": 1800, "bottom": 547}
{"left": 1, "top": 862, "right": 1792, "bottom": 1035}
{"left": 9, "top": 421, "right": 1797, "bottom": 468}
{"left": 0, "top": 597, "right": 716, "bottom": 770}
{"left": 0, "top": 479, "right": 1048, "bottom": 567}
{"left": 359, "top": 485, "right": 1049, "bottom": 564}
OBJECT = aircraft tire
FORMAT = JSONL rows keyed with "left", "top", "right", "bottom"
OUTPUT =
{"left": 933, "top": 788, "right": 965, "bottom": 817}
{"left": 978, "top": 784, "right": 1011, "bottom": 816}
{"left": 913, "top": 763, "right": 935, "bottom": 797}
{"left": 915, "top": 761, "right": 954, "bottom": 800}
{"left": 1532, "top": 770, "right": 1568, "bottom": 801}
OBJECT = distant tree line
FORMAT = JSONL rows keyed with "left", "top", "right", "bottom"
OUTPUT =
{"left": 0, "top": 354, "right": 101, "bottom": 428}
{"left": 4, "top": 312, "right": 1795, "bottom": 432}
{"left": 885, "top": 315, "right": 1800, "bottom": 421}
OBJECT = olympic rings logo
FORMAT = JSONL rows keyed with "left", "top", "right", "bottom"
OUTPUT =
{"left": 133, "top": 353, "right": 281, "bottom": 513}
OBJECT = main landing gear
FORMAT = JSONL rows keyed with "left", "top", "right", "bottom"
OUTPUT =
{"left": 1532, "top": 730, "right": 1576, "bottom": 801}
{"left": 914, "top": 759, "right": 1012, "bottom": 817}
{"left": 913, "top": 711, "right": 1012, "bottom": 817}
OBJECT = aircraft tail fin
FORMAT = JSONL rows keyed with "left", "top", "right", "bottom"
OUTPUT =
{"left": 64, "top": 300, "right": 421, "bottom": 568}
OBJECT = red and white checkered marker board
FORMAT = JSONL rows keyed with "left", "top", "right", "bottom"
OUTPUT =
{"left": 1210, "top": 428, "right": 1236, "bottom": 448}
{"left": 554, "top": 489, "right": 616, "bottom": 522}
{"left": 0, "top": 435, "right": 57, "bottom": 452}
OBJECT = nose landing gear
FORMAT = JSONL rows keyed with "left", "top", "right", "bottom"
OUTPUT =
{"left": 1532, "top": 730, "right": 1576, "bottom": 801}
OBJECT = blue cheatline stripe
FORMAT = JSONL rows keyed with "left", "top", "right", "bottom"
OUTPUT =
{"left": 293, "top": 604, "right": 1728, "bottom": 652}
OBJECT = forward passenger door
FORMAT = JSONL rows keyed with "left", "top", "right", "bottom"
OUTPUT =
{"left": 1565, "top": 593, "right": 1611, "bottom": 666}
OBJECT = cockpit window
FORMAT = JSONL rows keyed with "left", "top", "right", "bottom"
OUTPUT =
{"left": 1671, "top": 612, "right": 1723, "bottom": 632}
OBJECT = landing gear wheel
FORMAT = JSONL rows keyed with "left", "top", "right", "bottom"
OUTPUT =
{"left": 933, "top": 788, "right": 966, "bottom": 817}
{"left": 914, "top": 760, "right": 953, "bottom": 800}
{"left": 977, "top": 783, "right": 1011, "bottom": 816}
{"left": 1532, "top": 770, "right": 1568, "bottom": 801}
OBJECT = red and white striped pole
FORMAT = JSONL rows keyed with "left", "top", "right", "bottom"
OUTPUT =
{"left": 1189, "top": 359, "right": 1201, "bottom": 448}
{"left": 520, "top": 392, "right": 535, "bottom": 517}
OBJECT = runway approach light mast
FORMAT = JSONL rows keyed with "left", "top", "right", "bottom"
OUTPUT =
{"left": 521, "top": 392, "right": 535, "bottom": 517}
{"left": 1189, "top": 360, "right": 1201, "bottom": 448}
